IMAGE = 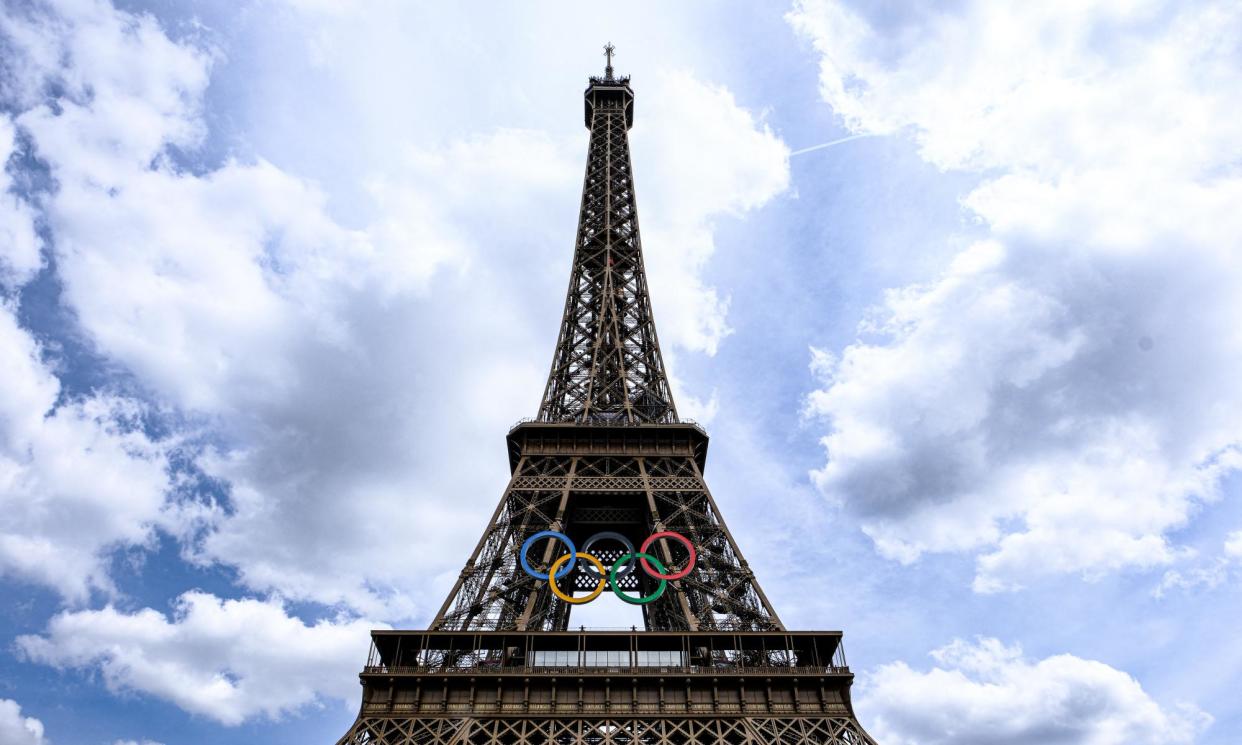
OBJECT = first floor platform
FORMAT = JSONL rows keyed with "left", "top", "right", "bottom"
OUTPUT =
{"left": 335, "top": 629, "right": 879, "bottom": 744}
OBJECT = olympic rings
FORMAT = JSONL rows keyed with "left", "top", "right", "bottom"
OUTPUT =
{"left": 548, "top": 552, "right": 607, "bottom": 604}
{"left": 520, "top": 530, "right": 577, "bottom": 580}
{"left": 518, "top": 529, "right": 695, "bottom": 605}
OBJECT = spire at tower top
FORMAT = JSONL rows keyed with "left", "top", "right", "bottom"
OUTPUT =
{"left": 603, "top": 42, "right": 616, "bottom": 81}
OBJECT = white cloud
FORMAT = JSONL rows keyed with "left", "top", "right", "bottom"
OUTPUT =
{"left": 0, "top": 302, "right": 170, "bottom": 601}
{"left": 0, "top": 2, "right": 210, "bottom": 605}
{"left": 791, "top": 0, "right": 1242, "bottom": 589}
{"left": 0, "top": 116, "right": 42, "bottom": 287}
{"left": 114, "top": 741, "right": 164, "bottom": 745}
{"left": 2, "top": 0, "right": 484, "bottom": 615}
{"left": 860, "top": 638, "right": 1211, "bottom": 745}
{"left": 16, "top": 591, "right": 381, "bottom": 726}
{"left": 0, "top": 699, "right": 46, "bottom": 745}
{"left": 1226, "top": 531, "right": 1242, "bottom": 559}
{"left": 1154, "top": 558, "right": 1234, "bottom": 598}
{"left": 635, "top": 70, "right": 790, "bottom": 356}
{"left": 4, "top": 0, "right": 210, "bottom": 189}
{"left": 143, "top": 127, "right": 582, "bottom": 616}
{"left": 1155, "top": 531, "right": 1242, "bottom": 596}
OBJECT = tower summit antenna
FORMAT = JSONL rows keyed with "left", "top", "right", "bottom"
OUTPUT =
{"left": 604, "top": 42, "right": 615, "bottom": 80}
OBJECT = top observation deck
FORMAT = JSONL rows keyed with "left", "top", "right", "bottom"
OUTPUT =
{"left": 584, "top": 43, "right": 634, "bottom": 128}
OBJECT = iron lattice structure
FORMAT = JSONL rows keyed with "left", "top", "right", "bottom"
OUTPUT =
{"left": 344, "top": 717, "right": 875, "bottom": 744}
{"left": 337, "top": 51, "right": 878, "bottom": 745}
{"left": 537, "top": 63, "right": 674, "bottom": 426}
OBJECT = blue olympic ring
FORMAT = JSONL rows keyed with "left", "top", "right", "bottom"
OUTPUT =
{"left": 520, "top": 530, "right": 577, "bottom": 580}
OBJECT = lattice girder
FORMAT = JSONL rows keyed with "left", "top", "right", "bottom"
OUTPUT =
{"left": 339, "top": 716, "right": 878, "bottom": 745}
{"left": 338, "top": 65, "right": 878, "bottom": 745}
{"left": 538, "top": 93, "right": 676, "bottom": 425}
{"left": 432, "top": 441, "right": 781, "bottom": 633}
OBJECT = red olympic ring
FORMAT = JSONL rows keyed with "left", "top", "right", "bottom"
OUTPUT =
{"left": 639, "top": 531, "right": 696, "bottom": 581}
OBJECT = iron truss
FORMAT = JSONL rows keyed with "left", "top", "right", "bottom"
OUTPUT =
{"left": 338, "top": 716, "right": 877, "bottom": 744}
{"left": 336, "top": 631, "right": 875, "bottom": 745}
{"left": 334, "top": 57, "right": 879, "bottom": 744}
{"left": 430, "top": 445, "right": 782, "bottom": 633}
{"left": 537, "top": 77, "right": 676, "bottom": 425}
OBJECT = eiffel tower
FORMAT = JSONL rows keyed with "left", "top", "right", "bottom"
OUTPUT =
{"left": 336, "top": 47, "right": 879, "bottom": 745}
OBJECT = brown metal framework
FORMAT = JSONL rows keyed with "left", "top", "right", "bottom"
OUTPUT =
{"left": 537, "top": 66, "right": 675, "bottom": 425}
{"left": 337, "top": 52, "right": 878, "bottom": 744}
{"left": 431, "top": 422, "right": 782, "bottom": 633}
{"left": 338, "top": 631, "right": 875, "bottom": 744}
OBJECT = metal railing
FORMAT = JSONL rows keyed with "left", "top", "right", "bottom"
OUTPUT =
{"left": 509, "top": 417, "right": 705, "bottom": 436}
{"left": 363, "top": 663, "right": 850, "bottom": 677}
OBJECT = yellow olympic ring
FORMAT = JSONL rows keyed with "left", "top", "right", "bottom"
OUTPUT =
{"left": 547, "top": 552, "right": 607, "bottom": 604}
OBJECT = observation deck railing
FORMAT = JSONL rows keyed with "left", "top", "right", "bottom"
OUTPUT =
{"left": 363, "top": 663, "right": 850, "bottom": 677}
{"left": 509, "top": 417, "right": 706, "bottom": 437}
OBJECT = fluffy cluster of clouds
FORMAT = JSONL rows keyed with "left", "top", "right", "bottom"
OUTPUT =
{"left": 634, "top": 70, "right": 789, "bottom": 357}
{"left": 0, "top": 119, "right": 41, "bottom": 286}
{"left": 17, "top": 592, "right": 380, "bottom": 725}
{"left": 0, "top": 699, "right": 46, "bottom": 745}
{"left": 0, "top": 304, "right": 169, "bottom": 600}
{"left": 1155, "top": 529, "right": 1242, "bottom": 596}
{"left": 861, "top": 637, "right": 1210, "bottom": 745}
{"left": 1, "top": 1, "right": 175, "bottom": 603}
{"left": 791, "top": 0, "right": 1242, "bottom": 591}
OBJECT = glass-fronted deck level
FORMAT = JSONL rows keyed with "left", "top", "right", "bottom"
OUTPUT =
{"left": 363, "top": 630, "right": 850, "bottom": 677}
{"left": 355, "top": 630, "right": 858, "bottom": 720}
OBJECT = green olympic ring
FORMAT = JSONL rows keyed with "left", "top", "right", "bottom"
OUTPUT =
{"left": 609, "top": 552, "right": 667, "bottom": 604}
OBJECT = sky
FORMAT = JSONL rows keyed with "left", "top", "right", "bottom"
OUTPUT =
{"left": 1, "top": 0, "right": 1240, "bottom": 743}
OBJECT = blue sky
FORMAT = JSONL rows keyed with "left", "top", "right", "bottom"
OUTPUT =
{"left": 2, "top": 1, "right": 1241, "bottom": 743}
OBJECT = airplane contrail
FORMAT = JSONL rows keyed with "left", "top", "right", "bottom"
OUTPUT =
{"left": 789, "top": 132, "right": 877, "bottom": 156}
